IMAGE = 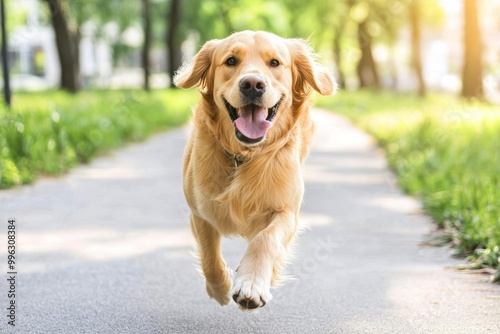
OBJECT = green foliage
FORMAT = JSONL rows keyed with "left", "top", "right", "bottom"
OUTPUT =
{"left": 5, "top": 0, "right": 28, "bottom": 32}
{"left": 317, "top": 91, "right": 500, "bottom": 281}
{"left": 184, "top": 0, "right": 291, "bottom": 42}
{"left": 180, "top": 0, "right": 445, "bottom": 87}
{"left": 230, "top": 0, "right": 291, "bottom": 36}
{"left": 183, "top": 0, "right": 352, "bottom": 46}
{"left": 0, "top": 89, "right": 196, "bottom": 189}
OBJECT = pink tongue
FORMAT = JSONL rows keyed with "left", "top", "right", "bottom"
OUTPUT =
{"left": 234, "top": 105, "right": 271, "bottom": 139}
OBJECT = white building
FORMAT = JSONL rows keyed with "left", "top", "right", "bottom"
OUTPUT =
{"left": 3, "top": 0, "right": 159, "bottom": 90}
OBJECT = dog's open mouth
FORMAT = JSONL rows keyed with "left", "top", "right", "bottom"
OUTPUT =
{"left": 224, "top": 98, "right": 281, "bottom": 144}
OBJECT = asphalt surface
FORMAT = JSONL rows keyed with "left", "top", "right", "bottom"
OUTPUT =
{"left": 1, "top": 109, "right": 499, "bottom": 334}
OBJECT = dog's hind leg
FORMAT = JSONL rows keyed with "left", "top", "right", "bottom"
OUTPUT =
{"left": 190, "top": 214, "right": 233, "bottom": 306}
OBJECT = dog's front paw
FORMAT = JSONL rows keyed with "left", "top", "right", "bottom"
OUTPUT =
{"left": 232, "top": 274, "right": 272, "bottom": 310}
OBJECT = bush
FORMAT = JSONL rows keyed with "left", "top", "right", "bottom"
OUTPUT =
{"left": 0, "top": 89, "right": 196, "bottom": 188}
{"left": 317, "top": 90, "right": 500, "bottom": 282}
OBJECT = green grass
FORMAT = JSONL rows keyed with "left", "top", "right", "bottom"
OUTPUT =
{"left": 0, "top": 89, "right": 197, "bottom": 188}
{"left": 316, "top": 90, "right": 500, "bottom": 282}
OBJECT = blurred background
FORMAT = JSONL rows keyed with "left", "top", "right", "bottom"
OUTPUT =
{"left": 1, "top": 0, "right": 499, "bottom": 101}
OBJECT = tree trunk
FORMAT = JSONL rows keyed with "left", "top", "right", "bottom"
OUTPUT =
{"left": 461, "top": 0, "right": 483, "bottom": 99}
{"left": 72, "top": 27, "right": 82, "bottom": 88}
{"left": 167, "top": 0, "right": 182, "bottom": 88}
{"left": 410, "top": 0, "right": 426, "bottom": 97}
{"left": 333, "top": 31, "right": 346, "bottom": 89}
{"left": 1, "top": 0, "right": 11, "bottom": 107}
{"left": 44, "top": 0, "right": 79, "bottom": 93}
{"left": 356, "top": 19, "right": 380, "bottom": 89}
{"left": 142, "top": 0, "right": 151, "bottom": 91}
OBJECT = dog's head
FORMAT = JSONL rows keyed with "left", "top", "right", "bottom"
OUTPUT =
{"left": 174, "top": 31, "right": 336, "bottom": 147}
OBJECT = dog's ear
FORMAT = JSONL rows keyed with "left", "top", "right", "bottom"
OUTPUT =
{"left": 173, "top": 39, "right": 220, "bottom": 90}
{"left": 286, "top": 39, "right": 336, "bottom": 96}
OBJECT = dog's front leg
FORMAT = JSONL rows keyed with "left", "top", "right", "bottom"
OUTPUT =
{"left": 190, "top": 214, "right": 233, "bottom": 305}
{"left": 232, "top": 212, "right": 297, "bottom": 310}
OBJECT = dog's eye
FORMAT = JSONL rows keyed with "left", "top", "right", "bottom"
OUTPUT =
{"left": 270, "top": 59, "right": 280, "bottom": 67}
{"left": 225, "top": 57, "right": 237, "bottom": 66}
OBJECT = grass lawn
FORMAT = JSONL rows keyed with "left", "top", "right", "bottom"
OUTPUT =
{"left": 316, "top": 90, "right": 500, "bottom": 282}
{"left": 0, "top": 89, "right": 197, "bottom": 189}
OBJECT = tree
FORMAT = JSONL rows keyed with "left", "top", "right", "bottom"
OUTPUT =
{"left": 461, "top": 0, "right": 483, "bottom": 99}
{"left": 356, "top": 18, "right": 380, "bottom": 89}
{"left": 47, "top": 0, "right": 140, "bottom": 89}
{"left": 166, "top": 0, "right": 182, "bottom": 87}
{"left": 332, "top": 23, "right": 347, "bottom": 89}
{"left": 409, "top": 0, "right": 426, "bottom": 97}
{"left": 1, "top": 0, "right": 11, "bottom": 107}
{"left": 43, "top": 0, "right": 79, "bottom": 93}
{"left": 348, "top": 0, "right": 380, "bottom": 89}
{"left": 313, "top": 0, "right": 352, "bottom": 89}
{"left": 373, "top": 0, "right": 406, "bottom": 90}
{"left": 66, "top": 0, "right": 98, "bottom": 89}
{"left": 142, "top": 0, "right": 151, "bottom": 91}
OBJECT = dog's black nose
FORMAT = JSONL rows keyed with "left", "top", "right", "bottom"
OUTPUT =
{"left": 239, "top": 75, "right": 266, "bottom": 98}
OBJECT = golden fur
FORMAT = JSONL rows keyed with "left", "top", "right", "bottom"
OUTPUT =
{"left": 174, "top": 31, "right": 335, "bottom": 310}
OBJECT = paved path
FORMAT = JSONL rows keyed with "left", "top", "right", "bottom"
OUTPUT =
{"left": 1, "top": 110, "right": 499, "bottom": 334}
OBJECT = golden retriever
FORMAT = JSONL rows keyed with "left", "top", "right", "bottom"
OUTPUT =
{"left": 174, "top": 30, "right": 335, "bottom": 310}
